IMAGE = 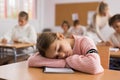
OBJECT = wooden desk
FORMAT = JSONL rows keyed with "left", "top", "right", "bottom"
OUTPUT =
{"left": 97, "top": 44, "right": 120, "bottom": 58}
{"left": 110, "top": 51, "right": 120, "bottom": 58}
{"left": 0, "top": 61, "right": 120, "bottom": 80}
{"left": 0, "top": 43, "right": 35, "bottom": 62}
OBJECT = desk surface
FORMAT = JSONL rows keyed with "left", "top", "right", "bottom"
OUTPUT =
{"left": 97, "top": 45, "right": 120, "bottom": 58}
{"left": 0, "top": 61, "right": 120, "bottom": 80}
{"left": 110, "top": 51, "right": 120, "bottom": 58}
{"left": 0, "top": 43, "right": 35, "bottom": 48}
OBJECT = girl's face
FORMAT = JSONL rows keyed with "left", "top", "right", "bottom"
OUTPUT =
{"left": 18, "top": 17, "right": 27, "bottom": 26}
{"left": 45, "top": 37, "right": 73, "bottom": 59}
{"left": 112, "top": 21, "right": 120, "bottom": 33}
{"left": 101, "top": 7, "right": 109, "bottom": 16}
{"left": 62, "top": 23, "right": 69, "bottom": 32}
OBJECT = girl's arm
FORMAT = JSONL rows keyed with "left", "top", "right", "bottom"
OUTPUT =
{"left": 27, "top": 52, "right": 66, "bottom": 68}
{"left": 66, "top": 53, "right": 104, "bottom": 74}
{"left": 66, "top": 36, "right": 104, "bottom": 74}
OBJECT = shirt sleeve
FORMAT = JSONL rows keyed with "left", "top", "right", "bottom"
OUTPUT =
{"left": 18, "top": 26, "right": 37, "bottom": 43}
{"left": 27, "top": 52, "right": 66, "bottom": 68}
{"left": 0, "top": 27, "right": 14, "bottom": 42}
{"left": 66, "top": 53, "right": 104, "bottom": 74}
{"left": 66, "top": 36, "right": 104, "bottom": 74}
{"left": 109, "top": 33, "right": 120, "bottom": 48}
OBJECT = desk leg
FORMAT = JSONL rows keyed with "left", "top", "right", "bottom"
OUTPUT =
{"left": 0, "top": 47, "right": 4, "bottom": 58}
{"left": 13, "top": 48, "right": 17, "bottom": 62}
{"left": 0, "top": 47, "right": 1, "bottom": 58}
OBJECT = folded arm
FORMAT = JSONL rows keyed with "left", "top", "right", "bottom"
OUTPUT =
{"left": 28, "top": 52, "right": 66, "bottom": 68}
{"left": 66, "top": 53, "right": 104, "bottom": 74}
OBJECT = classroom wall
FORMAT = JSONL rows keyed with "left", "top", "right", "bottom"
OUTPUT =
{"left": 0, "top": 0, "right": 120, "bottom": 40}
{"left": 43, "top": 0, "right": 119, "bottom": 40}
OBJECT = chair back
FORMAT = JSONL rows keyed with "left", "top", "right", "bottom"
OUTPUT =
{"left": 97, "top": 45, "right": 110, "bottom": 69}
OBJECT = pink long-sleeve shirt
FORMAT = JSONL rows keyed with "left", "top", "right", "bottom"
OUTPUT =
{"left": 28, "top": 35, "right": 104, "bottom": 74}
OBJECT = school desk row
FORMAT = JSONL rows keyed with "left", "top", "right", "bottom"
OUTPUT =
{"left": 0, "top": 43, "right": 120, "bottom": 62}
{"left": 0, "top": 43, "right": 35, "bottom": 62}
{"left": 97, "top": 45, "right": 120, "bottom": 58}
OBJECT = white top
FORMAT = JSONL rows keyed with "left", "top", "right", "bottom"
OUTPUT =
{"left": 0, "top": 23, "right": 37, "bottom": 43}
{"left": 88, "top": 13, "right": 110, "bottom": 41}
{"left": 86, "top": 31, "right": 102, "bottom": 44}
{"left": 69, "top": 25, "right": 86, "bottom": 36}
{"left": 109, "top": 32, "right": 120, "bottom": 48}
{"left": 90, "top": 14, "right": 109, "bottom": 31}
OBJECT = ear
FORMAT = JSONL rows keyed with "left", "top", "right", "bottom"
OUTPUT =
{"left": 56, "top": 33, "right": 65, "bottom": 40}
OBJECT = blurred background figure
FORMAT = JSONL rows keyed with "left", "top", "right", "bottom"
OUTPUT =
{"left": 61, "top": 20, "right": 71, "bottom": 38}
{"left": 0, "top": 11, "right": 37, "bottom": 54}
{"left": 42, "top": 28, "right": 51, "bottom": 32}
{"left": 105, "top": 14, "right": 120, "bottom": 48}
{"left": 69, "top": 20, "right": 86, "bottom": 36}
{"left": 86, "top": 1, "right": 111, "bottom": 44}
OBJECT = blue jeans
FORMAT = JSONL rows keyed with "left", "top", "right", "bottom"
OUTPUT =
{"left": 110, "top": 58, "right": 120, "bottom": 70}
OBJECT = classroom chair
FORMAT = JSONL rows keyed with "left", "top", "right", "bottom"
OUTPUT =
{"left": 97, "top": 45, "right": 110, "bottom": 69}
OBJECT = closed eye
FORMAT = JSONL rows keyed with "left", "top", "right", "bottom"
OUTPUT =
{"left": 58, "top": 47, "right": 61, "bottom": 52}
{"left": 55, "top": 55, "right": 59, "bottom": 59}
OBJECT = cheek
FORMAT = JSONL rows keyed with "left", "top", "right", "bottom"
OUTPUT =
{"left": 65, "top": 43, "right": 71, "bottom": 49}
{"left": 19, "top": 22, "right": 24, "bottom": 26}
{"left": 19, "top": 21, "right": 27, "bottom": 26}
{"left": 114, "top": 28, "right": 120, "bottom": 33}
{"left": 117, "top": 28, "right": 120, "bottom": 32}
{"left": 45, "top": 52, "right": 55, "bottom": 58}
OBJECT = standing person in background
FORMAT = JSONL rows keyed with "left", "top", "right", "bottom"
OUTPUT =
{"left": 61, "top": 20, "right": 71, "bottom": 38}
{"left": 0, "top": 11, "right": 37, "bottom": 53}
{"left": 69, "top": 20, "right": 86, "bottom": 36}
{"left": 86, "top": 1, "right": 111, "bottom": 44}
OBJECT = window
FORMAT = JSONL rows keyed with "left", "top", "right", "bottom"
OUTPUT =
{"left": 0, "top": 0, "right": 37, "bottom": 19}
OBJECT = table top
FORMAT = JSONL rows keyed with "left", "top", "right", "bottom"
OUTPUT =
{"left": 97, "top": 45, "right": 120, "bottom": 58}
{"left": 110, "top": 50, "right": 120, "bottom": 58}
{"left": 0, "top": 43, "right": 35, "bottom": 48}
{"left": 0, "top": 61, "right": 120, "bottom": 80}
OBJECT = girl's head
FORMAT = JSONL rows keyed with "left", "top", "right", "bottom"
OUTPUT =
{"left": 18, "top": 11, "right": 28, "bottom": 26}
{"left": 37, "top": 32, "right": 73, "bottom": 59}
{"left": 73, "top": 20, "right": 80, "bottom": 27}
{"left": 98, "top": 1, "right": 109, "bottom": 16}
{"left": 109, "top": 14, "right": 120, "bottom": 33}
{"left": 61, "top": 21, "right": 70, "bottom": 32}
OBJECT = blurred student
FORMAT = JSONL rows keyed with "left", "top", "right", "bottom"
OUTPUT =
{"left": 0, "top": 11, "right": 37, "bottom": 53}
{"left": 105, "top": 14, "right": 120, "bottom": 48}
{"left": 105, "top": 14, "right": 120, "bottom": 70}
{"left": 61, "top": 20, "right": 71, "bottom": 38}
{"left": 69, "top": 20, "right": 86, "bottom": 36}
{"left": 28, "top": 32, "right": 104, "bottom": 74}
{"left": 87, "top": 1, "right": 111, "bottom": 44}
